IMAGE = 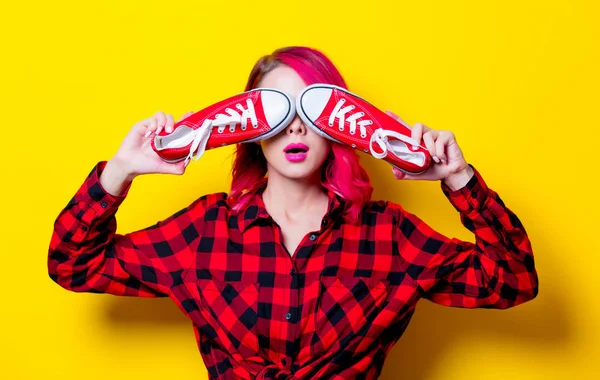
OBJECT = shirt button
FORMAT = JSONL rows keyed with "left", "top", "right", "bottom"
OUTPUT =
{"left": 281, "top": 358, "right": 287, "bottom": 366}
{"left": 285, "top": 312, "right": 292, "bottom": 320}
{"left": 100, "top": 201, "right": 108, "bottom": 208}
{"left": 321, "top": 219, "right": 328, "bottom": 226}
{"left": 290, "top": 269, "right": 295, "bottom": 276}
{"left": 309, "top": 234, "right": 316, "bottom": 241}
{"left": 471, "top": 190, "right": 478, "bottom": 198}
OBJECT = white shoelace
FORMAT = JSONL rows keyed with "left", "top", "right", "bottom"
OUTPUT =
{"left": 328, "top": 98, "right": 372, "bottom": 138}
{"left": 370, "top": 129, "right": 426, "bottom": 166}
{"left": 328, "top": 98, "right": 426, "bottom": 166}
{"left": 181, "top": 99, "right": 257, "bottom": 166}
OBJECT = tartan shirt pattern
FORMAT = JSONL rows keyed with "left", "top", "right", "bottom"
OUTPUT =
{"left": 48, "top": 161, "right": 538, "bottom": 379}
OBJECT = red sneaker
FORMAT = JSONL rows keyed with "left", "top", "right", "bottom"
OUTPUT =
{"left": 151, "top": 89, "right": 295, "bottom": 166}
{"left": 296, "top": 84, "right": 432, "bottom": 174}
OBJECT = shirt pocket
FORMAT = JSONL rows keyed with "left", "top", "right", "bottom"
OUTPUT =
{"left": 311, "top": 276, "right": 389, "bottom": 356}
{"left": 197, "top": 279, "right": 260, "bottom": 358}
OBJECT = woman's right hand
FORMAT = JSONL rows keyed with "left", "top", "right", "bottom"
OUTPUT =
{"left": 109, "top": 110, "right": 195, "bottom": 179}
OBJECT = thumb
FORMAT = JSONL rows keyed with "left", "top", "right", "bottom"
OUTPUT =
{"left": 159, "top": 160, "right": 186, "bottom": 175}
{"left": 392, "top": 167, "right": 406, "bottom": 179}
{"left": 392, "top": 167, "right": 421, "bottom": 181}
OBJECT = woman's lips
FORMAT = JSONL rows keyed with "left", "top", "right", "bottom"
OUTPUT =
{"left": 284, "top": 142, "right": 309, "bottom": 152}
{"left": 284, "top": 142, "right": 309, "bottom": 162}
{"left": 285, "top": 151, "right": 308, "bottom": 162}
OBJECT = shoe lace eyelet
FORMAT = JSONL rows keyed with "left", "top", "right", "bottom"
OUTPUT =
{"left": 339, "top": 126, "right": 344, "bottom": 131}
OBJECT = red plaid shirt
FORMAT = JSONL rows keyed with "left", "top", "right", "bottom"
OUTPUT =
{"left": 49, "top": 161, "right": 538, "bottom": 379}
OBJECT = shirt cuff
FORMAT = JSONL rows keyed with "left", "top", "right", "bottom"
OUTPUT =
{"left": 440, "top": 164, "right": 490, "bottom": 214}
{"left": 83, "top": 161, "right": 132, "bottom": 217}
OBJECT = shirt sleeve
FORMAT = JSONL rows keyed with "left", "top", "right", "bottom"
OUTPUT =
{"left": 392, "top": 164, "right": 538, "bottom": 309}
{"left": 48, "top": 161, "right": 209, "bottom": 297}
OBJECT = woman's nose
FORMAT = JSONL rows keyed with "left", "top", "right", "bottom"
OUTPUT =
{"left": 286, "top": 116, "right": 306, "bottom": 135}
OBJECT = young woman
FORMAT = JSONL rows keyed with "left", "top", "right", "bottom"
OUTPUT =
{"left": 49, "top": 46, "right": 538, "bottom": 379}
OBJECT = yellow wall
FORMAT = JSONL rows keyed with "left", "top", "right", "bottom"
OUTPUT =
{"left": 1, "top": 0, "right": 598, "bottom": 379}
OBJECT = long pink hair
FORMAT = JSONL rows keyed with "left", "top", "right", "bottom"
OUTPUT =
{"left": 227, "top": 46, "right": 373, "bottom": 224}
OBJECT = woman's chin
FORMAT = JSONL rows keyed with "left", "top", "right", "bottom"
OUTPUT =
{"left": 274, "top": 163, "right": 320, "bottom": 180}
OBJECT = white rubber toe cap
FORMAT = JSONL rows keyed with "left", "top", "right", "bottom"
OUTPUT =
{"left": 261, "top": 89, "right": 294, "bottom": 129}
{"left": 299, "top": 86, "right": 333, "bottom": 122}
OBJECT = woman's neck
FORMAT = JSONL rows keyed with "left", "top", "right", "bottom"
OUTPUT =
{"left": 261, "top": 172, "right": 328, "bottom": 222}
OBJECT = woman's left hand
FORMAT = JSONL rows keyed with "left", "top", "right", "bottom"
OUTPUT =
{"left": 386, "top": 111, "right": 474, "bottom": 190}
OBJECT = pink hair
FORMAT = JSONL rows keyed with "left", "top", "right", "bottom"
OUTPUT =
{"left": 227, "top": 46, "right": 373, "bottom": 224}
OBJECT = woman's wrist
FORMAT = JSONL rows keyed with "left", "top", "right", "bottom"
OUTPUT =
{"left": 100, "top": 158, "right": 136, "bottom": 196}
{"left": 443, "top": 165, "right": 474, "bottom": 191}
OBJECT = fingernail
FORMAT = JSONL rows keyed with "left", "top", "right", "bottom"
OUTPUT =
{"left": 433, "top": 156, "right": 440, "bottom": 163}
{"left": 144, "top": 130, "right": 151, "bottom": 138}
{"left": 441, "top": 158, "right": 446, "bottom": 164}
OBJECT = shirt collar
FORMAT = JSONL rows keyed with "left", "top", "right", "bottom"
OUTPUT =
{"left": 232, "top": 183, "right": 346, "bottom": 233}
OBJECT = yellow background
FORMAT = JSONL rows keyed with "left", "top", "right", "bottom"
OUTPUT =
{"left": 1, "top": 0, "right": 598, "bottom": 379}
